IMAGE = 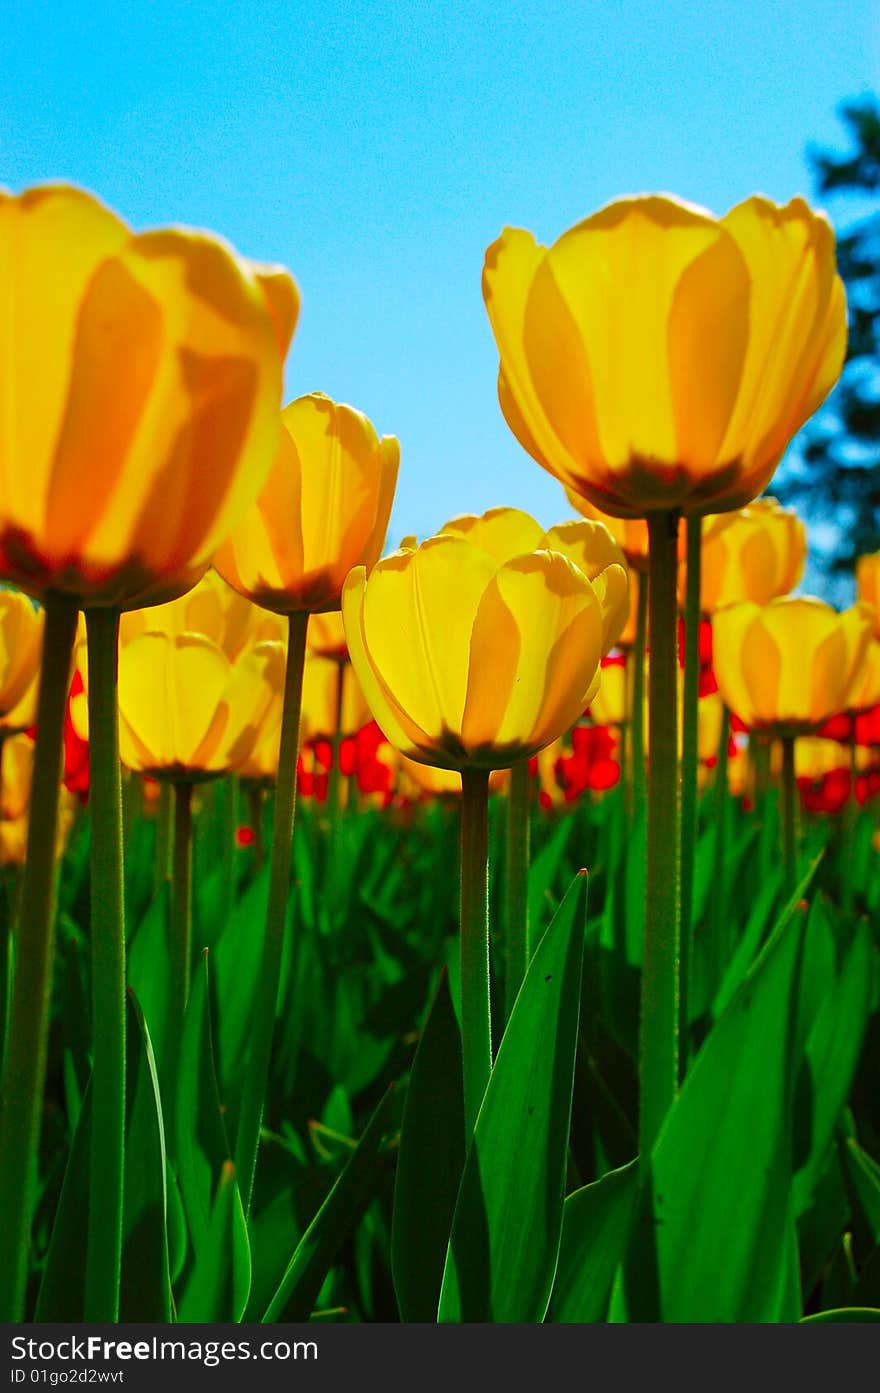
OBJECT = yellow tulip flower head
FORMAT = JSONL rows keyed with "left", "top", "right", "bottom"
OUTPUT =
{"left": 0, "top": 590, "right": 43, "bottom": 726}
{"left": 483, "top": 195, "right": 845, "bottom": 518}
{"left": 308, "top": 611, "right": 349, "bottom": 661}
{"left": 117, "top": 630, "right": 286, "bottom": 781}
{"left": 856, "top": 552, "right": 880, "bottom": 637}
{"left": 848, "top": 639, "right": 880, "bottom": 715}
{"left": 215, "top": 392, "right": 399, "bottom": 615}
{"left": 0, "top": 184, "right": 297, "bottom": 610}
{"left": 342, "top": 533, "right": 617, "bottom": 772}
{"left": 438, "top": 507, "right": 629, "bottom": 657}
{"left": 564, "top": 488, "right": 651, "bottom": 570}
{"left": 120, "top": 567, "right": 285, "bottom": 657}
{"left": 689, "top": 497, "right": 806, "bottom": 613}
{"left": 0, "top": 733, "right": 75, "bottom": 864}
{"left": 713, "top": 596, "right": 874, "bottom": 736}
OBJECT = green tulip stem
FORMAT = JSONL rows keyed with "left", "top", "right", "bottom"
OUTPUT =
{"left": 171, "top": 780, "right": 194, "bottom": 1031}
{"left": 631, "top": 569, "right": 648, "bottom": 818}
{"left": 708, "top": 704, "right": 731, "bottom": 988}
{"left": 326, "top": 658, "right": 346, "bottom": 832}
{"left": 460, "top": 765, "right": 492, "bottom": 1137}
{"left": 504, "top": 758, "right": 531, "bottom": 1022}
{"left": 781, "top": 734, "right": 798, "bottom": 900}
{"left": 235, "top": 609, "right": 309, "bottom": 1217}
{"left": 0, "top": 599, "right": 78, "bottom": 1320}
{"left": 639, "top": 511, "right": 682, "bottom": 1156}
{"left": 246, "top": 783, "right": 265, "bottom": 869}
{"left": 153, "top": 780, "right": 172, "bottom": 896}
{"left": 679, "top": 516, "right": 701, "bottom": 1080}
{"left": 84, "top": 607, "right": 126, "bottom": 1323}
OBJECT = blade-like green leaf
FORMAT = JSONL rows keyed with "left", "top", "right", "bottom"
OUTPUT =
{"left": 613, "top": 885, "right": 811, "bottom": 1322}
{"left": 793, "top": 918, "right": 873, "bottom": 1215}
{"left": 392, "top": 969, "right": 465, "bottom": 1321}
{"left": 801, "top": 1306, "right": 880, "bottom": 1322}
{"left": 262, "top": 1086, "right": 395, "bottom": 1322}
{"left": 176, "top": 1160, "right": 252, "bottom": 1322}
{"left": 549, "top": 1159, "right": 639, "bottom": 1322}
{"left": 438, "top": 870, "right": 588, "bottom": 1323}
{"left": 175, "top": 949, "right": 232, "bottom": 1258}
{"left": 119, "top": 988, "right": 172, "bottom": 1320}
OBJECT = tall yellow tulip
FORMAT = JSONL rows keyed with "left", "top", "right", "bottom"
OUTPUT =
{"left": 686, "top": 498, "right": 806, "bottom": 614}
{"left": 856, "top": 552, "right": 880, "bottom": 635}
{"left": 215, "top": 392, "right": 399, "bottom": 615}
{"left": 483, "top": 193, "right": 846, "bottom": 1149}
{"left": 483, "top": 195, "right": 845, "bottom": 519}
{"left": 0, "top": 182, "right": 297, "bottom": 1323}
{"left": 342, "top": 534, "right": 613, "bottom": 772}
{"left": 215, "top": 390, "right": 399, "bottom": 1218}
{"left": 713, "top": 597, "right": 873, "bottom": 736}
{"left": 0, "top": 591, "right": 43, "bottom": 730}
{"left": 344, "top": 532, "right": 616, "bottom": 1133}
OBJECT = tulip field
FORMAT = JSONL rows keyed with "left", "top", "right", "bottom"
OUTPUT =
{"left": 1, "top": 183, "right": 880, "bottom": 1327}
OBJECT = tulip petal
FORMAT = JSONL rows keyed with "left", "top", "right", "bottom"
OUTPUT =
{"left": 439, "top": 506, "right": 545, "bottom": 564}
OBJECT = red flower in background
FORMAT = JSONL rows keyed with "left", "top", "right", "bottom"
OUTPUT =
{"left": 63, "top": 671, "right": 89, "bottom": 800}
{"left": 555, "top": 724, "right": 620, "bottom": 801}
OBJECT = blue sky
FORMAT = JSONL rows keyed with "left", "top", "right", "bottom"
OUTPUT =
{"left": 1, "top": 0, "right": 878, "bottom": 548}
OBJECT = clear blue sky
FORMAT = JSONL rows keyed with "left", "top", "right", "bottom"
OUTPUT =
{"left": 1, "top": 0, "right": 878, "bottom": 546}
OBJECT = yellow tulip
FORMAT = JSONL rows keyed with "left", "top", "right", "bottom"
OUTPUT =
{"left": 856, "top": 553, "right": 880, "bottom": 637}
{"left": 685, "top": 498, "right": 806, "bottom": 613}
{"left": 0, "top": 591, "right": 43, "bottom": 726}
{"left": 483, "top": 195, "right": 845, "bottom": 518}
{"left": 588, "top": 659, "right": 627, "bottom": 728}
{"left": 300, "top": 653, "right": 370, "bottom": 742}
{"left": 215, "top": 392, "right": 399, "bottom": 614}
{"left": 0, "top": 184, "right": 297, "bottom": 609}
{"left": 849, "top": 639, "right": 880, "bottom": 714}
{"left": 308, "top": 611, "right": 349, "bottom": 661}
{"left": 117, "top": 631, "right": 285, "bottom": 780}
{"left": 438, "top": 507, "right": 629, "bottom": 656}
{"left": 120, "top": 568, "right": 285, "bottom": 656}
{"left": 342, "top": 534, "right": 612, "bottom": 771}
{"left": 564, "top": 488, "right": 650, "bottom": 569}
{"left": 0, "top": 734, "right": 74, "bottom": 864}
{"left": 713, "top": 597, "right": 874, "bottom": 735}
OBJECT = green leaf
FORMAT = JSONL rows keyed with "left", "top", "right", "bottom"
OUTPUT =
{"left": 262, "top": 1085, "right": 395, "bottom": 1322}
{"left": 528, "top": 816, "right": 573, "bottom": 938}
{"left": 119, "top": 989, "right": 172, "bottom": 1320}
{"left": 793, "top": 918, "right": 873, "bottom": 1215}
{"left": 210, "top": 865, "right": 270, "bottom": 1102}
{"left": 35, "top": 1080, "right": 92, "bottom": 1320}
{"left": 438, "top": 871, "right": 588, "bottom": 1323}
{"left": 613, "top": 888, "right": 810, "bottom": 1322}
{"left": 392, "top": 969, "right": 465, "bottom": 1322}
{"left": 175, "top": 949, "right": 233, "bottom": 1259}
{"left": 176, "top": 1161, "right": 252, "bottom": 1322}
{"left": 840, "top": 1137, "right": 880, "bottom": 1250}
{"left": 37, "top": 993, "right": 172, "bottom": 1320}
{"left": 127, "top": 886, "right": 172, "bottom": 1084}
{"left": 549, "top": 1160, "right": 639, "bottom": 1322}
{"left": 801, "top": 1306, "right": 880, "bottom": 1322}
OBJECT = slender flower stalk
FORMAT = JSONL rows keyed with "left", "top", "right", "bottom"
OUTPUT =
{"left": 639, "top": 512, "right": 682, "bottom": 1155}
{"left": 631, "top": 571, "right": 648, "bottom": 819}
{"left": 460, "top": 767, "right": 491, "bottom": 1136}
{"left": 504, "top": 759, "right": 531, "bottom": 1022}
{"left": 171, "top": 781, "right": 194, "bottom": 1032}
{"left": 708, "top": 705, "right": 732, "bottom": 989}
{"left": 0, "top": 600, "right": 78, "bottom": 1320}
{"left": 153, "top": 781, "right": 172, "bottom": 897}
{"left": 235, "top": 611, "right": 309, "bottom": 1215}
{"left": 780, "top": 735, "right": 798, "bottom": 900}
{"left": 84, "top": 607, "right": 126, "bottom": 1323}
{"left": 679, "top": 517, "right": 702, "bottom": 1078}
{"left": 325, "top": 660, "right": 346, "bottom": 833}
